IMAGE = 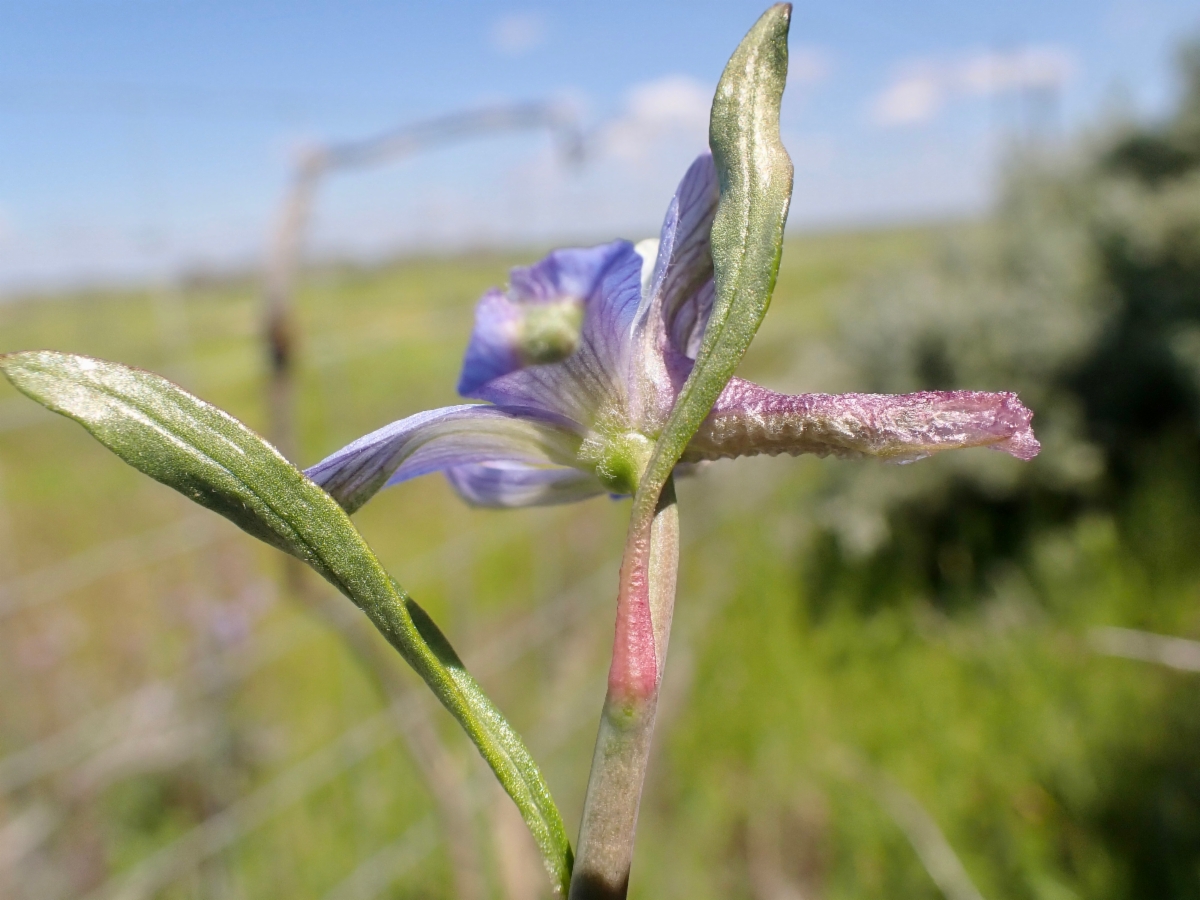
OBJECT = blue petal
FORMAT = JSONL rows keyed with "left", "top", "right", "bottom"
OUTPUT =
{"left": 444, "top": 462, "right": 605, "bottom": 508}
{"left": 458, "top": 242, "right": 634, "bottom": 397}
{"left": 305, "top": 404, "right": 587, "bottom": 513}
{"left": 456, "top": 289, "right": 524, "bottom": 397}
{"left": 639, "top": 153, "right": 720, "bottom": 358}
{"left": 510, "top": 243, "right": 629, "bottom": 303}
{"left": 462, "top": 242, "right": 644, "bottom": 429}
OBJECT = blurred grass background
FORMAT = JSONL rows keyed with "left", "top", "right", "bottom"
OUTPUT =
{"left": 3, "top": 45, "right": 1200, "bottom": 900}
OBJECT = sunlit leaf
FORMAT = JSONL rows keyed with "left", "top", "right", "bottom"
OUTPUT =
{"left": 0, "top": 350, "right": 574, "bottom": 895}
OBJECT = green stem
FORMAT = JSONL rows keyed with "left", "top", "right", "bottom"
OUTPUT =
{"left": 570, "top": 478, "right": 679, "bottom": 899}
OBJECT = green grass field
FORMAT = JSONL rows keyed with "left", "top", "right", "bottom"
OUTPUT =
{"left": 2, "top": 227, "right": 1197, "bottom": 899}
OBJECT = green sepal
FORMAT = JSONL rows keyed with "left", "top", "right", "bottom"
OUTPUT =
{"left": 0, "top": 350, "right": 574, "bottom": 896}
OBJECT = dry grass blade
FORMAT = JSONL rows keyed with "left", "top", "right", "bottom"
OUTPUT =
{"left": 1089, "top": 626, "right": 1200, "bottom": 672}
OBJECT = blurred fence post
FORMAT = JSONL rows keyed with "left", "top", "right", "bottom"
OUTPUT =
{"left": 0, "top": 460, "right": 14, "bottom": 585}
{"left": 263, "top": 148, "right": 327, "bottom": 463}
{"left": 262, "top": 101, "right": 583, "bottom": 461}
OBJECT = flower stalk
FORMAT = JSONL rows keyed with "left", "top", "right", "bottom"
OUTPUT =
{"left": 569, "top": 6, "right": 795, "bottom": 895}
{"left": 570, "top": 477, "right": 678, "bottom": 899}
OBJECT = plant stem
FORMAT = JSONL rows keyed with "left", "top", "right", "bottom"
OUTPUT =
{"left": 570, "top": 478, "right": 678, "bottom": 899}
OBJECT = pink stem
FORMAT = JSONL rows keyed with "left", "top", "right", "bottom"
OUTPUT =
{"left": 570, "top": 479, "right": 679, "bottom": 900}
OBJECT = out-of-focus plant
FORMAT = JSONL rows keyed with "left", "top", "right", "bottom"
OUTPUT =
{"left": 0, "top": 6, "right": 1039, "bottom": 897}
{"left": 795, "top": 38, "right": 1200, "bottom": 623}
{"left": 784, "top": 42, "right": 1200, "bottom": 895}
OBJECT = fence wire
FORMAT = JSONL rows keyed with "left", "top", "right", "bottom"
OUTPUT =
{"left": 0, "top": 515, "right": 223, "bottom": 620}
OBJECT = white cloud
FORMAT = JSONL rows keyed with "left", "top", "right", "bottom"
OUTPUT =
{"left": 788, "top": 46, "right": 833, "bottom": 87}
{"left": 490, "top": 12, "right": 547, "bottom": 57}
{"left": 871, "top": 68, "right": 943, "bottom": 125}
{"left": 957, "top": 47, "right": 1075, "bottom": 96}
{"left": 602, "top": 75, "right": 712, "bottom": 161}
{"left": 870, "top": 45, "right": 1077, "bottom": 128}
{"left": 626, "top": 75, "right": 710, "bottom": 125}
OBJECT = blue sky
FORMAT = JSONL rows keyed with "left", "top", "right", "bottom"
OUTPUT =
{"left": 0, "top": 0, "right": 1197, "bottom": 291}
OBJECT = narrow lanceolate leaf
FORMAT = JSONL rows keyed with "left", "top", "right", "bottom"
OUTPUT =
{"left": 637, "top": 2, "right": 793, "bottom": 508}
{"left": 0, "top": 350, "right": 574, "bottom": 895}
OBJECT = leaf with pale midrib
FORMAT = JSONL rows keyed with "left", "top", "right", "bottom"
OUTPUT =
{"left": 0, "top": 349, "right": 574, "bottom": 896}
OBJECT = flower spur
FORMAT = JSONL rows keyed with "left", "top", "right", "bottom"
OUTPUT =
{"left": 305, "top": 152, "right": 1039, "bottom": 513}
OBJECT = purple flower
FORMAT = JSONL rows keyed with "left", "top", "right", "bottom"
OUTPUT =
{"left": 306, "top": 153, "right": 1039, "bottom": 513}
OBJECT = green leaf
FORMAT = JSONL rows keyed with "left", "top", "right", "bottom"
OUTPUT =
{"left": 636, "top": 3, "right": 793, "bottom": 512}
{"left": 0, "top": 350, "right": 574, "bottom": 895}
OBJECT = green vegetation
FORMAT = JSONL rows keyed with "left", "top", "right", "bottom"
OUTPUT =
{"left": 2, "top": 46, "right": 1200, "bottom": 900}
